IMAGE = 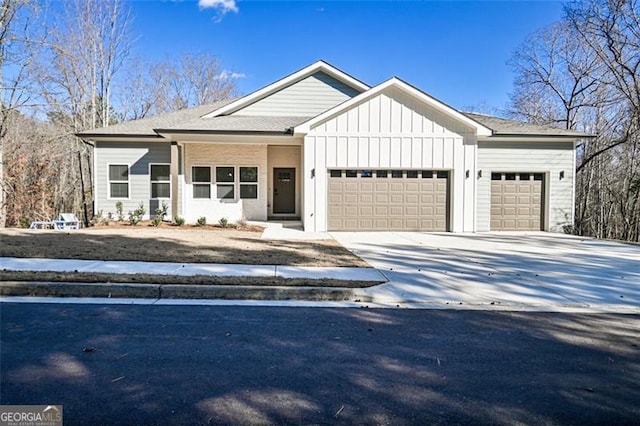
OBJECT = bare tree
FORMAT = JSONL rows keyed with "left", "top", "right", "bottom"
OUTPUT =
{"left": 509, "top": 1, "right": 640, "bottom": 241}
{"left": 150, "top": 52, "right": 239, "bottom": 113}
{"left": 1, "top": 0, "right": 42, "bottom": 226}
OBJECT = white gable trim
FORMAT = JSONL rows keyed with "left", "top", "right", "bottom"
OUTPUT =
{"left": 202, "top": 61, "right": 370, "bottom": 119}
{"left": 294, "top": 77, "right": 493, "bottom": 137}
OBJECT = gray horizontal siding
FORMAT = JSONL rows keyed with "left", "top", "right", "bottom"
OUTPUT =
{"left": 236, "top": 72, "right": 360, "bottom": 117}
{"left": 477, "top": 141, "right": 575, "bottom": 232}
{"left": 95, "top": 141, "right": 171, "bottom": 219}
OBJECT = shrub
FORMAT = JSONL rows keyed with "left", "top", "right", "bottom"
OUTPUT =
{"left": 152, "top": 201, "right": 169, "bottom": 227}
{"left": 128, "top": 202, "right": 146, "bottom": 226}
{"left": 173, "top": 216, "right": 185, "bottom": 226}
{"left": 19, "top": 216, "right": 30, "bottom": 228}
{"left": 218, "top": 217, "right": 229, "bottom": 228}
{"left": 156, "top": 201, "right": 169, "bottom": 220}
{"left": 91, "top": 210, "right": 109, "bottom": 226}
{"left": 196, "top": 216, "right": 207, "bottom": 226}
{"left": 115, "top": 201, "right": 124, "bottom": 221}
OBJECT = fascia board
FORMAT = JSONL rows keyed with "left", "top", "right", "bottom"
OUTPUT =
{"left": 202, "top": 61, "right": 370, "bottom": 119}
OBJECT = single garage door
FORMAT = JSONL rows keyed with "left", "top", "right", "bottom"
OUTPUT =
{"left": 328, "top": 169, "right": 449, "bottom": 231}
{"left": 491, "top": 172, "right": 544, "bottom": 231}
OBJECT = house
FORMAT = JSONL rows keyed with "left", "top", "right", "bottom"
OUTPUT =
{"left": 78, "top": 61, "right": 588, "bottom": 233}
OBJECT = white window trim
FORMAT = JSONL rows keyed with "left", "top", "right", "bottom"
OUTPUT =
{"left": 214, "top": 165, "right": 237, "bottom": 200}
{"left": 149, "top": 163, "right": 171, "bottom": 200}
{"left": 191, "top": 165, "right": 212, "bottom": 200}
{"left": 239, "top": 165, "right": 259, "bottom": 200}
{"left": 107, "top": 163, "right": 130, "bottom": 200}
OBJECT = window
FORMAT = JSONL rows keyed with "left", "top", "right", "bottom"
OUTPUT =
{"left": 422, "top": 171, "right": 434, "bottom": 178}
{"left": 216, "top": 166, "right": 235, "bottom": 199}
{"left": 346, "top": 170, "right": 357, "bottom": 178}
{"left": 192, "top": 166, "right": 211, "bottom": 199}
{"left": 506, "top": 173, "right": 516, "bottom": 181}
{"left": 391, "top": 170, "right": 403, "bottom": 178}
{"left": 407, "top": 171, "right": 418, "bottom": 178}
{"left": 240, "top": 167, "right": 258, "bottom": 199}
{"left": 109, "top": 165, "right": 129, "bottom": 198}
{"left": 491, "top": 172, "right": 502, "bottom": 181}
{"left": 533, "top": 173, "right": 544, "bottom": 181}
{"left": 519, "top": 173, "right": 531, "bottom": 181}
{"left": 437, "top": 171, "right": 448, "bottom": 179}
{"left": 150, "top": 164, "right": 170, "bottom": 199}
{"left": 330, "top": 170, "right": 342, "bottom": 178}
{"left": 376, "top": 170, "right": 388, "bottom": 178}
{"left": 360, "top": 170, "right": 372, "bottom": 178}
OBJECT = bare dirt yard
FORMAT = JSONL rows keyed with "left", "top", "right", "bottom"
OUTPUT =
{"left": 0, "top": 225, "right": 376, "bottom": 287}
{"left": 0, "top": 225, "right": 367, "bottom": 266}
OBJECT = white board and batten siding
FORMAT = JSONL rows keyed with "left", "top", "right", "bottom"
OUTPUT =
{"left": 95, "top": 141, "right": 172, "bottom": 219}
{"left": 235, "top": 72, "right": 361, "bottom": 117}
{"left": 477, "top": 141, "right": 575, "bottom": 232}
{"left": 303, "top": 87, "right": 478, "bottom": 233}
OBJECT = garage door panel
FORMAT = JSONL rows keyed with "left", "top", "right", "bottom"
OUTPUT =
{"left": 491, "top": 173, "right": 544, "bottom": 231}
{"left": 328, "top": 169, "right": 449, "bottom": 231}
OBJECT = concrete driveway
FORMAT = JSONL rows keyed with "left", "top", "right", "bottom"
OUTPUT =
{"left": 332, "top": 232, "right": 640, "bottom": 311}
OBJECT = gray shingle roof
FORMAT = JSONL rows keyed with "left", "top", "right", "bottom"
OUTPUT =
{"left": 159, "top": 115, "right": 312, "bottom": 133}
{"left": 463, "top": 112, "right": 590, "bottom": 137}
{"left": 77, "top": 99, "right": 235, "bottom": 136}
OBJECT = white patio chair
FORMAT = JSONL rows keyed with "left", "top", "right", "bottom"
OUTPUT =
{"left": 56, "top": 213, "right": 81, "bottom": 230}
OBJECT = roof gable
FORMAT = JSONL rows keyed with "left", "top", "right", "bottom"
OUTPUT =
{"left": 202, "top": 61, "right": 370, "bottom": 118}
{"left": 295, "top": 77, "right": 493, "bottom": 137}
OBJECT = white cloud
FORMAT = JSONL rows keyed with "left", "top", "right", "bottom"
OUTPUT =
{"left": 216, "top": 70, "right": 246, "bottom": 80}
{"left": 198, "top": 0, "right": 238, "bottom": 15}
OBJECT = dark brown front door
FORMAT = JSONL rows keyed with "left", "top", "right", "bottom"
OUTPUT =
{"left": 273, "top": 168, "right": 295, "bottom": 214}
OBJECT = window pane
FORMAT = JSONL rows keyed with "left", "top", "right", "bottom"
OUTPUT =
{"left": 437, "top": 171, "right": 448, "bottom": 179}
{"left": 240, "top": 184, "right": 258, "bottom": 199}
{"left": 506, "top": 173, "right": 516, "bottom": 181}
{"left": 360, "top": 170, "right": 372, "bottom": 178}
{"left": 533, "top": 173, "right": 544, "bottom": 181}
{"left": 240, "top": 167, "right": 258, "bottom": 182}
{"left": 110, "top": 183, "right": 128, "bottom": 198}
{"left": 109, "top": 165, "right": 128, "bottom": 181}
{"left": 391, "top": 170, "right": 403, "bottom": 178}
{"left": 345, "top": 170, "right": 357, "bottom": 178}
{"left": 330, "top": 170, "right": 342, "bottom": 178}
{"left": 422, "top": 171, "right": 434, "bottom": 178}
{"left": 151, "top": 165, "right": 170, "bottom": 181}
{"left": 407, "top": 171, "right": 418, "bottom": 178}
{"left": 491, "top": 172, "right": 502, "bottom": 181}
{"left": 152, "top": 183, "right": 170, "bottom": 199}
{"left": 217, "top": 184, "right": 235, "bottom": 199}
{"left": 193, "top": 184, "right": 211, "bottom": 199}
{"left": 193, "top": 167, "right": 211, "bottom": 183}
{"left": 376, "top": 170, "right": 388, "bottom": 178}
{"left": 216, "top": 167, "right": 234, "bottom": 183}
{"left": 519, "top": 173, "right": 531, "bottom": 181}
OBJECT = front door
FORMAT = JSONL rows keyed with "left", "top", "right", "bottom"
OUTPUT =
{"left": 273, "top": 168, "right": 295, "bottom": 214}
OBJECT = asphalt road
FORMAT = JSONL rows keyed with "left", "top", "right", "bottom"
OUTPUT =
{"left": 1, "top": 302, "right": 638, "bottom": 425}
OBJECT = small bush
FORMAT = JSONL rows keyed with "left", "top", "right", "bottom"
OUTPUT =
{"left": 128, "top": 202, "right": 146, "bottom": 226}
{"left": 19, "top": 216, "right": 30, "bottom": 228}
{"left": 156, "top": 201, "right": 169, "bottom": 220}
{"left": 91, "top": 210, "right": 109, "bottom": 226}
{"left": 115, "top": 201, "right": 124, "bottom": 221}
{"left": 173, "top": 216, "right": 185, "bottom": 226}
{"left": 151, "top": 216, "right": 163, "bottom": 227}
{"left": 196, "top": 216, "right": 207, "bottom": 226}
{"left": 218, "top": 217, "right": 229, "bottom": 228}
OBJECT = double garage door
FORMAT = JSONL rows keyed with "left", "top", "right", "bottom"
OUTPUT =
{"left": 328, "top": 169, "right": 449, "bottom": 231}
{"left": 490, "top": 172, "right": 544, "bottom": 231}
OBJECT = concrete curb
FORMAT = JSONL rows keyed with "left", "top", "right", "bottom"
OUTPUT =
{"left": 0, "top": 281, "right": 374, "bottom": 302}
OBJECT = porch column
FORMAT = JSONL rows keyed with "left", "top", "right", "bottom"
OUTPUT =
{"left": 170, "top": 141, "right": 179, "bottom": 220}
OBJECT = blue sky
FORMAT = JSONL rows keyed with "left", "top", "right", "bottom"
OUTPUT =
{"left": 131, "top": 0, "right": 564, "bottom": 113}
